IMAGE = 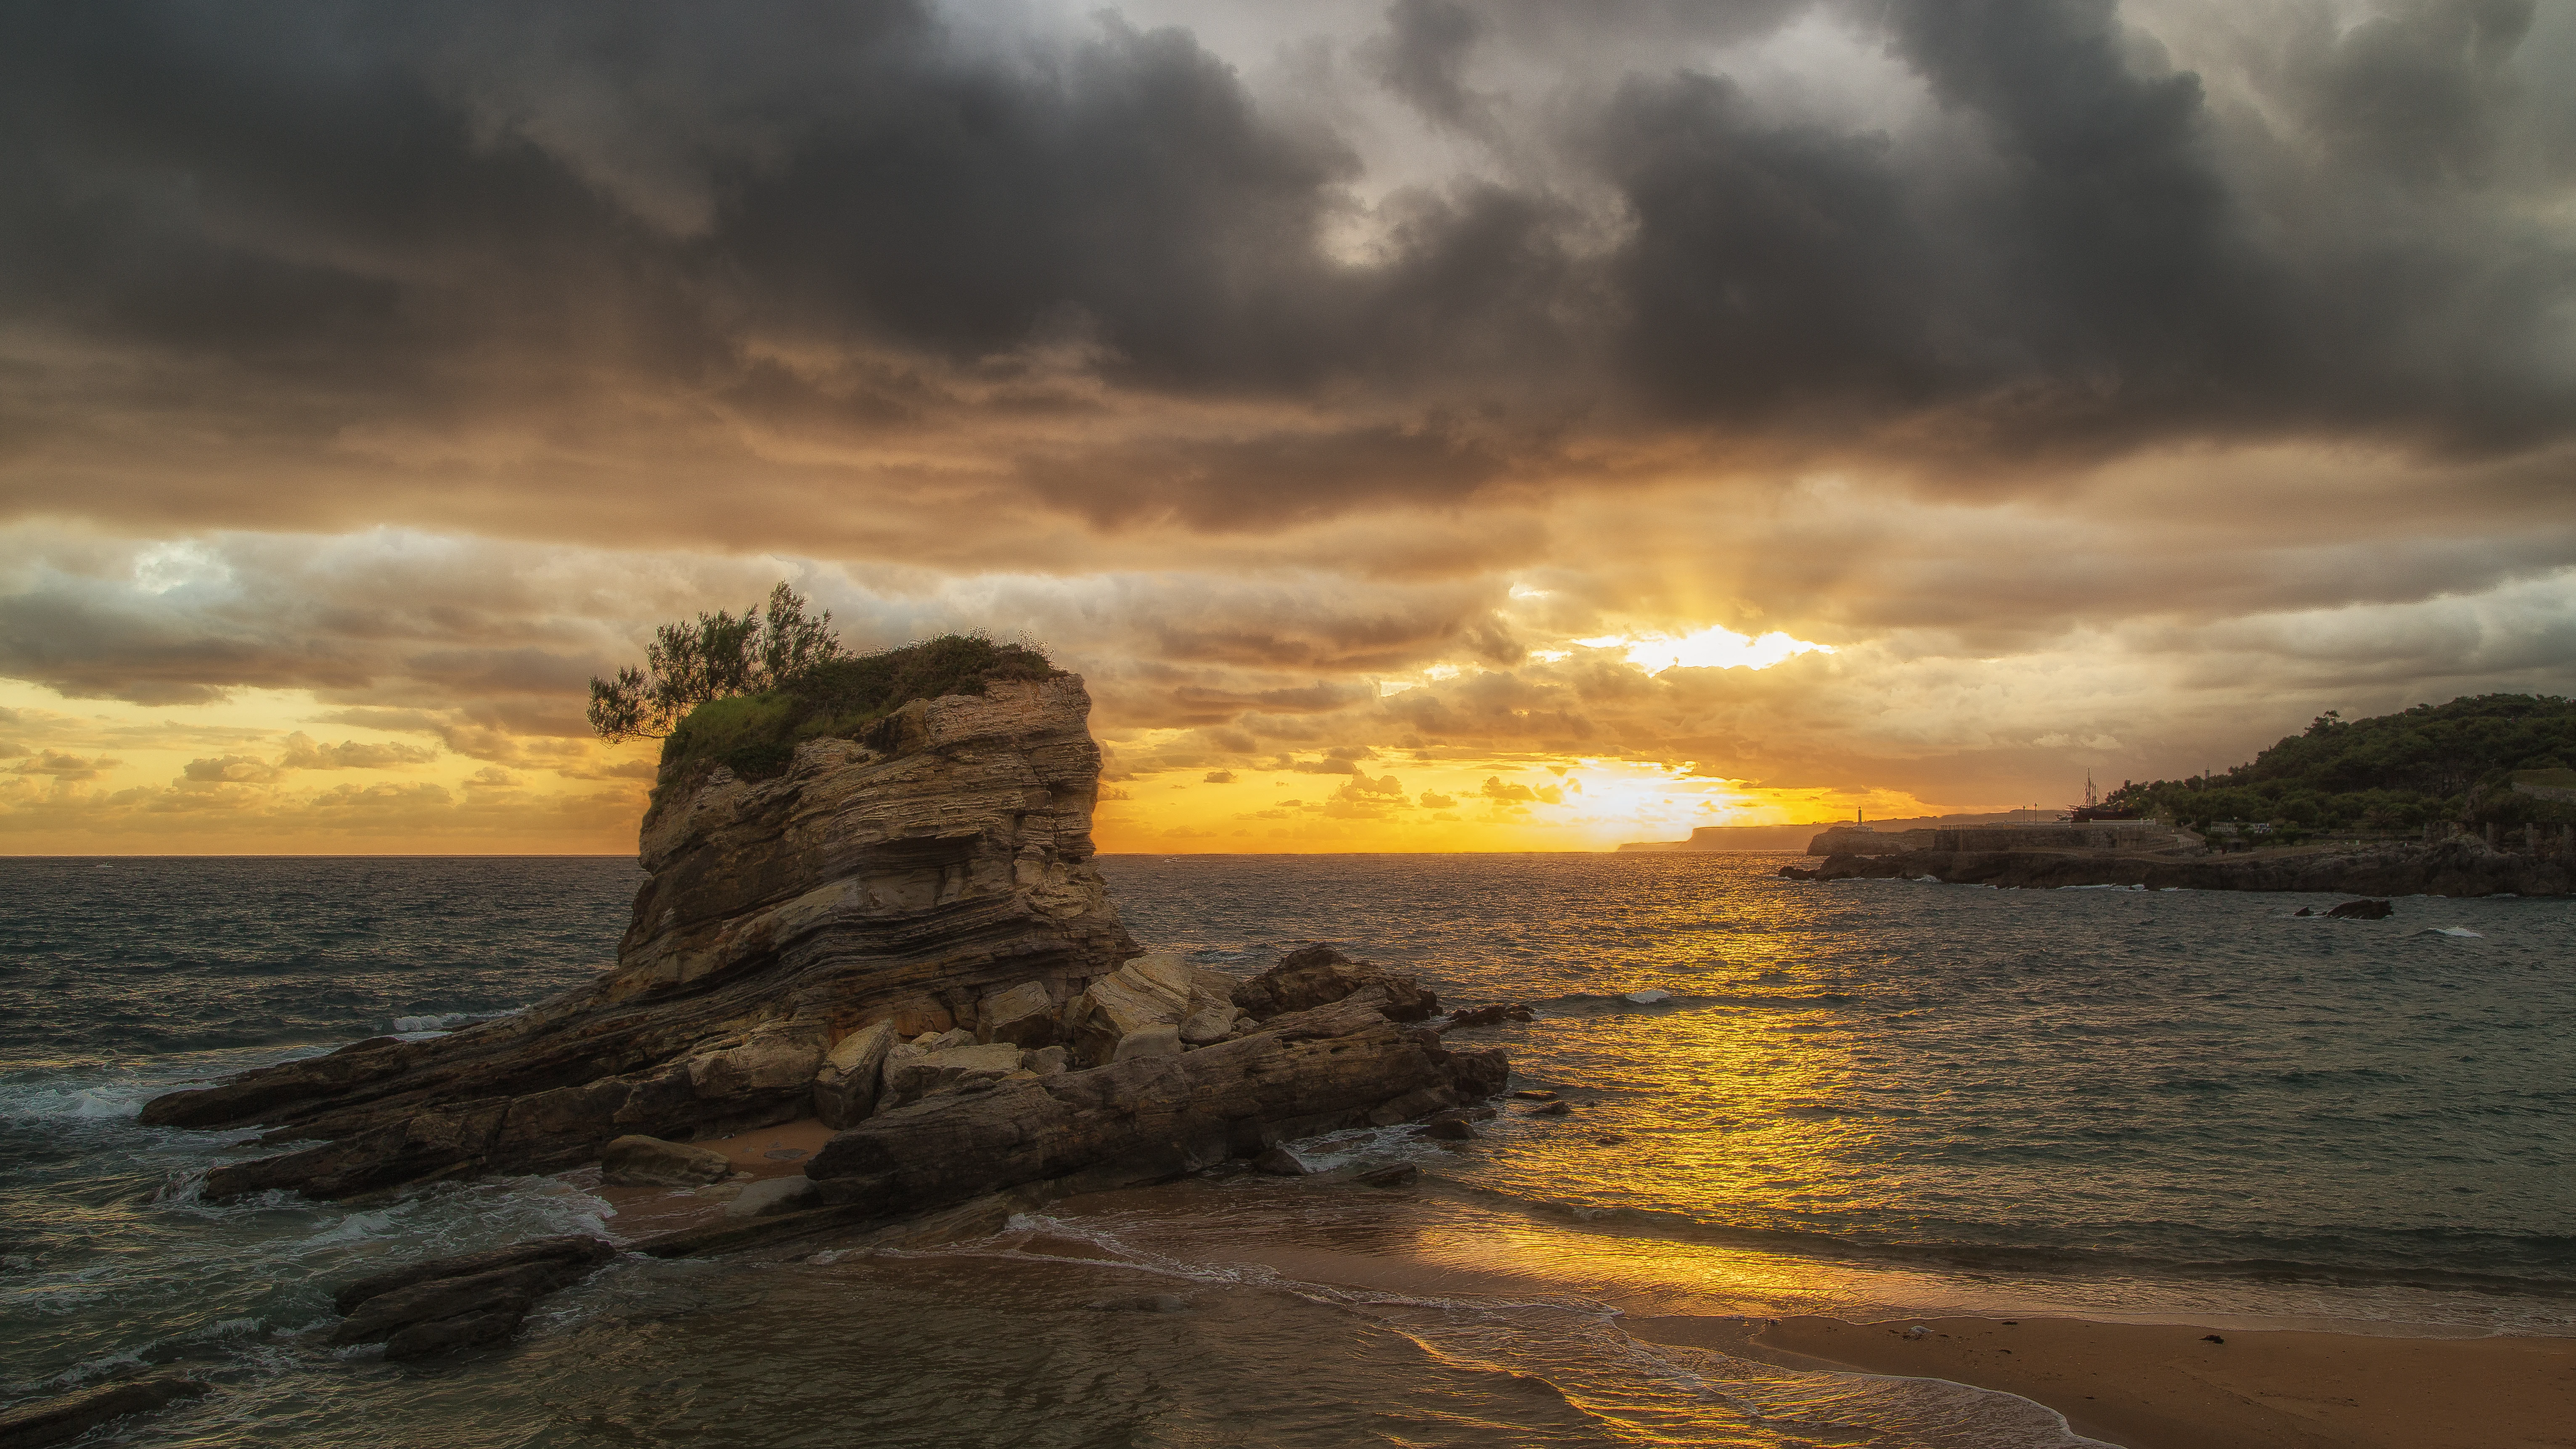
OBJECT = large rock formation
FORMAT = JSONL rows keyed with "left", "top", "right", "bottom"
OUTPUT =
{"left": 145, "top": 675, "right": 1138, "bottom": 1200}
{"left": 143, "top": 674, "right": 1509, "bottom": 1213}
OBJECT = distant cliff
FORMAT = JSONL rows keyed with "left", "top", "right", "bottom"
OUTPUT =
{"left": 1619, "top": 813, "right": 2032, "bottom": 853}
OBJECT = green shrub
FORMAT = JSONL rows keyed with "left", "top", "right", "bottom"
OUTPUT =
{"left": 2109, "top": 693, "right": 2576, "bottom": 831}
{"left": 653, "top": 634, "right": 1059, "bottom": 796}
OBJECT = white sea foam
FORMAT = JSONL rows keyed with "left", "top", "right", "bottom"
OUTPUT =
{"left": 390, "top": 1007, "right": 522, "bottom": 1035}
{"left": 0, "top": 1079, "right": 158, "bottom": 1122}
{"left": 2425, "top": 926, "right": 2484, "bottom": 938}
{"left": 1625, "top": 989, "right": 1672, "bottom": 1004}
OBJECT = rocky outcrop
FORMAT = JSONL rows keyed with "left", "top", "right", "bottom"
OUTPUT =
{"left": 148, "top": 676, "right": 1138, "bottom": 1200}
{"left": 1232, "top": 944, "right": 1437, "bottom": 1022}
{"left": 329, "top": 1236, "right": 614, "bottom": 1359}
{"left": 1063, "top": 953, "right": 1247, "bottom": 1064}
{"left": 0, "top": 1376, "right": 207, "bottom": 1448}
{"left": 144, "top": 671, "right": 1509, "bottom": 1219}
{"left": 1783, "top": 834, "right": 2571, "bottom": 896}
{"left": 805, "top": 998, "right": 1506, "bottom": 1218}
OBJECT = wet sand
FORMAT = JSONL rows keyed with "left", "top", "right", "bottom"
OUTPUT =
{"left": 609, "top": 1159, "right": 2576, "bottom": 1447}
{"left": 1623, "top": 1313, "right": 2576, "bottom": 1449}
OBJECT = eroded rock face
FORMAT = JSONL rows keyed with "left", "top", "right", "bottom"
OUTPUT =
{"left": 148, "top": 676, "right": 1138, "bottom": 1200}
{"left": 1061, "top": 952, "right": 1244, "bottom": 1065}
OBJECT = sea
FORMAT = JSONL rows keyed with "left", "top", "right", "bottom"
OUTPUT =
{"left": 3, "top": 853, "right": 2570, "bottom": 1446}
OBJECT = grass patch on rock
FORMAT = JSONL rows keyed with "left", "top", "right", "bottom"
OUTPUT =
{"left": 656, "top": 635, "right": 1059, "bottom": 798}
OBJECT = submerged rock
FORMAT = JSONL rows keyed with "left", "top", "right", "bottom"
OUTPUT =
{"left": 329, "top": 1236, "right": 613, "bottom": 1359}
{"left": 1442, "top": 1003, "right": 1536, "bottom": 1030}
{"left": 2327, "top": 898, "right": 2394, "bottom": 919}
{"left": 0, "top": 1375, "right": 207, "bottom": 1447}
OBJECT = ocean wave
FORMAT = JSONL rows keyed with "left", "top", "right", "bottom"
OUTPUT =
{"left": 945, "top": 1209, "right": 2108, "bottom": 1449}
{"left": 1424, "top": 1174, "right": 2576, "bottom": 1309}
{"left": 389, "top": 1007, "right": 519, "bottom": 1035}
{"left": 2422, "top": 926, "right": 2484, "bottom": 939}
{"left": 1546, "top": 989, "right": 1695, "bottom": 1012}
{"left": 0, "top": 1080, "right": 159, "bottom": 1122}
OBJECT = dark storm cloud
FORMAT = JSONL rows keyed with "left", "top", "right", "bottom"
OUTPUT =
{"left": 0, "top": 0, "right": 2570, "bottom": 528}
{"left": 1364, "top": 0, "right": 1486, "bottom": 129}
{"left": 0, "top": 534, "right": 630, "bottom": 711}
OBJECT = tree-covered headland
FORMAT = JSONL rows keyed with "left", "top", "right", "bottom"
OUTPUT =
{"left": 2103, "top": 694, "right": 2576, "bottom": 839}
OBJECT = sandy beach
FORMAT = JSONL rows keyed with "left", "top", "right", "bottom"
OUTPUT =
{"left": 1623, "top": 1313, "right": 2576, "bottom": 1449}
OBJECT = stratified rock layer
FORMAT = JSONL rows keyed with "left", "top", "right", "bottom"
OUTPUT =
{"left": 806, "top": 999, "right": 1508, "bottom": 1218}
{"left": 145, "top": 677, "right": 1137, "bottom": 1200}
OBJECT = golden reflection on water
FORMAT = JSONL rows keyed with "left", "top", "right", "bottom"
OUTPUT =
{"left": 1463, "top": 876, "right": 1920, "bottom": 1244}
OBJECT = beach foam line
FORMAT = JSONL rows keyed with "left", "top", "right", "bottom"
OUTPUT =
{"left": 926, "top": 1212, "right": 2107, "bottom": 1448}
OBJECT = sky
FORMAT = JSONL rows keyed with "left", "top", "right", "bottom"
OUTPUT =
{"left": 3, "top": 0, "right": 2574, "bottom": 854}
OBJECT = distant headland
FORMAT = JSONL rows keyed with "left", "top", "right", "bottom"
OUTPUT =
{"left": 1765, "top": 694, "right": 2576, "bottom": 897}
{"left": 1617, "top": 811, "right": 2033, "bottom": 854}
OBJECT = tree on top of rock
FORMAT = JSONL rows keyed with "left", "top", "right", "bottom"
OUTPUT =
{"left": 587, "top": 583, "right": 842, "bottom": 741}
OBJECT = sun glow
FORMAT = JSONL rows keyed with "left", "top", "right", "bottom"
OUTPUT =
{"left": 1580, "top": 626, "right": 1833, "bottom": 674}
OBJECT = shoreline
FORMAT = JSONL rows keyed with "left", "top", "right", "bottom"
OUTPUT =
{"left": 1622, "top": 1312, "right": 2576, "bottom": 1449}
{"left": 994, "top": 1176, "right": 2576, "bottom": 1447}
{"left": 1781, "top": 836, "right": 2572, "bottom": 895}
